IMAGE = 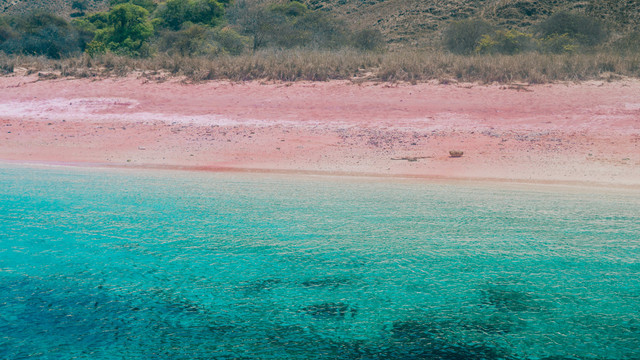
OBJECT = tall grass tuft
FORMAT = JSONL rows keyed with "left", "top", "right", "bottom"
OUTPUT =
{"left": 2, "top": 49, "right": 639, "bottom": 84}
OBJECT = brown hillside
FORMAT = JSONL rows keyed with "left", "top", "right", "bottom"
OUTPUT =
{"left": 307, "top": 0, "right": 639, "bottom": 47}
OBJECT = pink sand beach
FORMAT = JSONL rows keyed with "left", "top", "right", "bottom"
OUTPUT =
{"left": 1, "top": 75, "right": 639, "bottom": 187}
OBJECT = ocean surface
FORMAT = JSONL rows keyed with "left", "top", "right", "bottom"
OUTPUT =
{"left": 1, "top": 164, "right": 640, "bottom": 360}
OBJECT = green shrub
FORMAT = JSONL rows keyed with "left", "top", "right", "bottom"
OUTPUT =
{"left": 85, "top": 40, "right": 108, "bottom": 56}
{"left": 443, "top": 19, "right": 495, "bottom": 55}
{"left": 352, "top": 29, "right": 385, "bottom": 51}
{"left": 0, "top": 13, "right": 87, "bottom": 58}
{"left": 0, "top": 17, "right": 15, "bottom": 44}
{"left": 213, "top": 27, "right": 248, "bottom": 55}
{"left": 536, "top": 11, "right": 607, "bottom": 46}
{"left": 156, "top": 24, "right": 209, "bottom": 56}
{"left": 0, "top": 52, "right": 14, "bottom": 74}
{"left": 610, "top": 31, "right": 640, "bottom": 55}
{"left": 156, "top": 25, "right": 248, "bottom": 56}
{"left": 269, "top": 1, "right": 308, "bottom": 18}
{"left": 538, "top": 33, "right": 578, "bottom": 54}
{"left": 475, "top": 29, "right": 534, "bottom": 55}
{"left": 3, "top": 26, "right": 82, "bottom": 58}
{"left": 12, "top": 12, "right": 69, "bottom": 33}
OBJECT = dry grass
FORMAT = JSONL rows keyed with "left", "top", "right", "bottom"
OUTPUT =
{"left": 377, "top": 51, "right": 640, "bottom": 83}
{"left": 2, "top": 49, "right": 639, "bottom": 84}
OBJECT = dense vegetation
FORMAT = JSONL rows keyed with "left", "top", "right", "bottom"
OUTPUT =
{"left": 1, "top": 0, "right": 639, "bottom": 83}
{"left": 0, "top": 0, "right": 384, "bottom": 58}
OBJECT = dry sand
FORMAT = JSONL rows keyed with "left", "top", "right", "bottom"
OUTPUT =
{"left": 1, "top": 75, "right": 639, "bottom": 187}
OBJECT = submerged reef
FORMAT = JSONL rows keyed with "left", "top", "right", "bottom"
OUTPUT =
{"left": 301, "top": 302, "right": 358, "bottom": 319}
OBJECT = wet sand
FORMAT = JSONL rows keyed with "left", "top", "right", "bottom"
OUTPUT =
{"left": 1, "top": 75, "right": 639, "bottom": 186}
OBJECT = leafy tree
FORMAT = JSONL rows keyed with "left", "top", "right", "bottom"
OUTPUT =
{"left": 73, "top": 11, "right": 110, "bottom": 33}
{"left": 443, "top": 19, "right": 494, "bottom": 55}
{"left": 155, "top": 0, "right": 225, "bottom": 30}
{"left": 227, "top": 0, "right": 280, "bottom": 50}
{"left": 156, "top": 0, "right": 188, "bottom": 30}
{"left": 72, "top": 0, "right": 89, "bottom": 15}
{"left": 191, "top": 0, "right": 225, "bottom": 25}
{"left": 109, "top": 0, "right": 158, "bottom": 12}
{"left": 108, "top": 4, "right": 153, "bottom": 44}
{"left": 229, "top": 0, "right": 350, "bottom": 50}
{"left": 87, "top": 3, "right": 153, "bottom": 56}
{"left": 292, "top": 10, "right": 349, "bottom": 49}
{"left": 71, "top": 11, "right": 110, "bottom": 48}
{"left": 262, "top": 2, "right": 348, "bottom": 49}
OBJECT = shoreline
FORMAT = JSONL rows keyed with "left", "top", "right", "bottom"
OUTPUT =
{"left": 3, "top": 159, "right": 640, "bottom": 194}
{"left": 2, "top": 75, "right": 639, "bottom": 188}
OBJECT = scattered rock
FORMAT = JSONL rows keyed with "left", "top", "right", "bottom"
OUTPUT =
{"left": 38, "top": 72, "right": 59, "bottom": 80}
{"left": 449, "top": 150, "right": 464, "bottom": 157}
{"left": 13, "top": 67, "right": 28, "bottom": 76}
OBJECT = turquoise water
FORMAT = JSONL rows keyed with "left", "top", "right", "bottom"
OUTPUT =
{"left": 1, "top": 165, "right": 640, "bottom": 360}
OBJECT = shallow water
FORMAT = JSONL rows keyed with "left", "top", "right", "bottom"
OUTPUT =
{"left": 1, "top": 165, "right": 640, "bottom": 359}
